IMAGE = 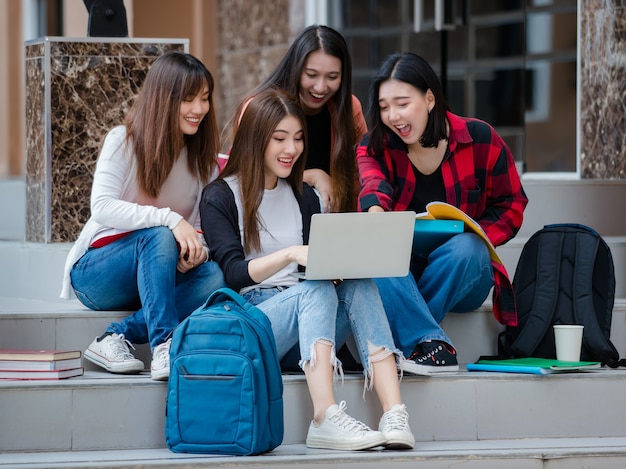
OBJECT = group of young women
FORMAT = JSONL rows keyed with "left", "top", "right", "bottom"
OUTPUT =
{"left": 60, "top": 24, "right": 526, "bottom": 452}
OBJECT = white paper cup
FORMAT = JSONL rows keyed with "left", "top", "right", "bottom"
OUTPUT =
{"left": 553, "top": 325, "right": 584, "bottom": 362}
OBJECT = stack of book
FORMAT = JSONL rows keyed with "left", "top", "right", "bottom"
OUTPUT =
{"left": 0, "top": 349, "right": 84, "bottom": 380}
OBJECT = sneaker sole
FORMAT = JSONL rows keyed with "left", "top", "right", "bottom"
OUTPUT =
{"left": 150, "top": 368, "right": 170, "bottom": 381}
{"left": 383, "top": 431, "right": 415, "bottom": 450}
{"left": 385, "top": 440, "right": 415, "bottom": 450}
{"left": 84, "top": 349, "right": 145, "bottom": 374}
{"left": 306, "top": 433, "right": 387, "bottom": 451}
{"left": 400, "top": 360, "right": 459, "bottom": 376}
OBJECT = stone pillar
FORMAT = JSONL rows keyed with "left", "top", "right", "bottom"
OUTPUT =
{"left": 24, "top": 37, "right": 187, "bottom": 243}
{"left": 579, "top": 0, "right": 626, "bottom": 178}
{"left": 215, "top": 0, "right": 298, "bottom": 149}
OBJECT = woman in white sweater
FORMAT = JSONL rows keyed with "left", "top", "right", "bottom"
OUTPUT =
{"left": 60, "top": 51, "right": 225, "bottom": 380}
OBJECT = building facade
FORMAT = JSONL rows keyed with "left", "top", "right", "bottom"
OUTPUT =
{"left": 1, "top": 0, "right": 624, "bottom": 179}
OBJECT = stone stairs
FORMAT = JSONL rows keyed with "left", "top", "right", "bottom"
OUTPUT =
{"left": 3, "top": 178, "right": 626, "bottom": 468}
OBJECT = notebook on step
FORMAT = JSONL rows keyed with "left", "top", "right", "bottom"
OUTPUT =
{"left": 292, "top": 211, "right": 416, "bottom": 280}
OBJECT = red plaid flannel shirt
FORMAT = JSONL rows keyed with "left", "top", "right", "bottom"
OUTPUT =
{"left": 357, "top": 111, "right": 528, "bottom": 326}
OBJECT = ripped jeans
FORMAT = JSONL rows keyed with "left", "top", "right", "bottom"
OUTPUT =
{"left": 242, "top": 278, "right": 400, "bottom": 381}
{"left": 374, "top": 232, "right": 494, "bottom": 356}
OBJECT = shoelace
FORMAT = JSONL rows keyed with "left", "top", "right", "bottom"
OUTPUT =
{"left": 410, "top": 343, "right": 443, "bottom": 362}
{"left": 106, "top": 334, "right": 136, "bottom": 360}
{"left": 381, "top": 406, "right": 410, "bottom": 432}
{"left": 152, "top": 339, "right": 171, "bottom": 368}
{"left": 329, "top": 401, "right": 372, "bottom": 433}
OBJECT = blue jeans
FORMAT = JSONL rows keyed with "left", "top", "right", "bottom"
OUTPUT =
{"left": 242, "top": 278, "right": 399, "bottom": 376}
{"left": 374, "top": 233, "right": 494, "bottom": 357}
{"left": 70, "top": 226, "right": 225, "bottom": 349}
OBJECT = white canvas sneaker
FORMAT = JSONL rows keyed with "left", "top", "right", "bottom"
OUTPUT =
{"left": 306, "top": 401, "right": 387, "bottom": 451}
{"left": 150, "top": 338, "right": 171, "bottom": 381}
{"left": 84, "top": 333, "right": 145, "bottom": 374}
{"left": 378, "top": 403, "right": 415, "bottom": 449}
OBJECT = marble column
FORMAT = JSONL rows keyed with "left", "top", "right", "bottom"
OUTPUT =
{"left": 579, "top": 0, "right": 626, "bottom": 178}
{"left": 25, "top": 37, "right": 187, "bottom": 243}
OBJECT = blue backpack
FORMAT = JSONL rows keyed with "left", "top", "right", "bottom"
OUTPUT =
{"left": 165, "top": 287, "right": 284, "bottom": 455}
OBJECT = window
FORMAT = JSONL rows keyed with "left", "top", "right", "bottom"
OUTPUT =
{"left": 311, "top": 0, "right": 577, "bottom": 174}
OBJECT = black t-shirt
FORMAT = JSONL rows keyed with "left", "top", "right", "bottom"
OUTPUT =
{"left": 305, "top": 107, "right": 332, "bottom": 173}
{"left": 408, "top": 163, "right": 446, "bottom": 213}
{"left": 407, "top": 162, "right": 446, "bottom": 277}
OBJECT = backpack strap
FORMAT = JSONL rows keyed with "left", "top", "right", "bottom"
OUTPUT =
{"left": 203, "top": 287, "right": 272, "bottom": 326}
{"left": 570, "top": 230, "right": 621, "bottom": 367}
{"left": 205, "top": 287, "right": 249, "bottom": 309}
{"left": 509, "top": 230, "right": 563, "bottom": 357}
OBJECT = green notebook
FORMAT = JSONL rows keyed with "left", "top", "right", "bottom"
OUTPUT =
{"left": 466, "top": 357, "right": 601, "bottom": 375}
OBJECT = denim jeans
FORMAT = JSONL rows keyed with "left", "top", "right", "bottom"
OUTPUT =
{"left": 374, "top": 233, "right": 494, "bottom": 356}
{"left": 70, "top": 226, "right": 225, "bottom": 349}
{"left": 242, "top": 278, "right": 399, "bottom": 376}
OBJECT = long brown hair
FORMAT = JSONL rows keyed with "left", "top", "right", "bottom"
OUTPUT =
{"left": 231, "top": 25, "right": 358, "bottom": 212}
{"left": 221, "top": 89, "right": 307, "bottom": 253}
{"left": 125, "top": 51, "right": 219, "bottom": 198}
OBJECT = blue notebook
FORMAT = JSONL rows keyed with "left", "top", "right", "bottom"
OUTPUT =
{"left": 413, "top": 219, "right": 464, "bottom": 256}
{"left": 466, "top": 357, "right": 601, "bottom": 375}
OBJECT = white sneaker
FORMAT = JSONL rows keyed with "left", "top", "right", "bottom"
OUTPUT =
{"left": 150, "top": 338, "right": 171, "bottom": 381}
{"left": 379, "top": 403, "right": 415, "bottom": 449}
{"left": 84, "top": 333, "right": 145, "bottom": 374}
{"left": 306, "top": 401, "right": 387, "bottom": 451}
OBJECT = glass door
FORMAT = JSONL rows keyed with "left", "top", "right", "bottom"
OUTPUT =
{"left": 327, "top": 0, "right": 577, "bottom": 174}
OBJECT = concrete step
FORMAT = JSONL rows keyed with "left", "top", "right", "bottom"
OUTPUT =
{"left": 0, "top": 236, "right": 626, "bottom": 300}
{"left": 2, "top": 368, "right": 626, "bottom": 455}
{"left": 3, "top": 178, "right": 626, "bottom": 241}
{"left": 0, "top": 242, "right": 71, "bottom": 302}
{"left": 3, "top": 297, "right": 625, "bottom": 370}
{"left": 497, "top": 234, "right": 626, "bottom": 301}
{"left": 3, "top": 300, "right": 626, "bottom": 455}
{"left": 0, "top": 298, "right": 151, "bottom": 371}
{"left": 3, "top": 178, "right": 626, "bottom": 467}
{"left": 517, "top": 178, "right": 626, "bottom": 237}
{"left": 2, "top": 178, "right": 626, "bottom": 301}
{"left": 0, "top": 178, "right": 25, "bottom": 242}
{"left": 3, "top": 437, "right": 626, "bottom": 468}
{"left": 2, "top": 233, "right": 626, "bottom": 300}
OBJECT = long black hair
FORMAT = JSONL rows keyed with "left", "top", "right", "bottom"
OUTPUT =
{"left": 231, "top": 25, "right": 359, "bottom": 212}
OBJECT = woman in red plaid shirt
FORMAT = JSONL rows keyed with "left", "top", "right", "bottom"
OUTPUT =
{"left": 357, "top": 52, "right": 528, "bottom": 375}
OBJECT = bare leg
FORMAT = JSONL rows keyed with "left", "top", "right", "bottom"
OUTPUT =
{"left": 303, "top": 341, "right": 336, "bottom": 423}
{"left": 304, "top": 341, "right": 389, "bottom": 451}
{"left": 371, "top": 351, "right": 402, "bottom": 412}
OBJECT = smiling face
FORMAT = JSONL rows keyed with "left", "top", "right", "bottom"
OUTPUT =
{"left": 179, "top": 85, "right": 210, "bottom": 135}
{"left": 378, "top": 78, "right": 434, "bottom": 147}
{"left": 298, "top": 50, "right": 342, "bottom": 114}
{"left": 263, "top": 115, "right": 304, "bottom": 189}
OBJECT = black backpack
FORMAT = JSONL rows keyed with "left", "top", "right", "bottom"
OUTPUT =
{"left": 499, "top": 223, "right": 623, "bottom": 367}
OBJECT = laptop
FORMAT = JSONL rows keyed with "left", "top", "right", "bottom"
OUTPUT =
{"left": 293, "top": 211, "right": 416, "bottom": 280}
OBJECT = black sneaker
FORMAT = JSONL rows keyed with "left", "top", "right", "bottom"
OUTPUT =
{"left": 400, "top": 340, "right": 459, "bottom": 375}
